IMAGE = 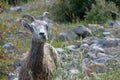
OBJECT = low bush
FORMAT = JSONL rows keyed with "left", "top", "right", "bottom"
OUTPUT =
{"left": 85, "top": 0, "right": 119, "bottom": 23}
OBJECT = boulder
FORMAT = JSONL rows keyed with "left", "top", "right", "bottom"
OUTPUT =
{"left": 72, "top": 25, "right": 92, "bottom": 38}
{"left": 59, "top": 30, "right": 78, "bottom": 41}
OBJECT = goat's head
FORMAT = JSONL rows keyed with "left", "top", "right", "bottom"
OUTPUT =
{"left": 22, "top": 15, "right": 49, "bottom": 43}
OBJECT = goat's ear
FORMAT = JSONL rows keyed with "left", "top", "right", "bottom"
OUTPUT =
{"left": 22, "top": 20, "right": 34, "bottom": 33}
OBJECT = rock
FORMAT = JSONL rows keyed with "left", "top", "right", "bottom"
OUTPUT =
{"left": 13, "top": 78, "right": 18, "bottom": 80}
{"left": 72, "top": 25, "right": 92, "bottom": 38}
{"left": 66, "top": 45, "right": 81, "bottom": 54}
{"left": 96, "top": 57, "right": 109, "bottom": 64}
{"left": 87, "top": 52, "right": 97, "bottom": 59}
{"left": 58, "top": 25, "right": 92, "bottom": 41}
{"left": 69, "top": 69, "right": 79, "bottom": 78}
{"left": 103, "top": 32, "right": 111, "bottom": 36}
{"left": 9, "top": 73, "right": 17, "bottom": 80}
{"left": 3, "top": 42, "right": 14, "bottom": 50}
{"left": 9, "top": 6, "right": 22, "bottom": 12}
{"left": 104, "top": 37, "right": 120, "bottom": 47}
{"left": 80, "top": 43, "right": 89, "bottom": 53}
{"left": 59, "top": 30, "right": 78, "bottom": 41}
{"left": 90, "top": 37, "right": 120, "bottom": 47}
{"left": 106, "top": 20, "right": 120, "bottom": 27}
{"left": 89, "top": 44, "right": 105, "bottom": 54}
{"left": 87, "top": 24, "right": 104, "bottom": 33}
{"left": 56, "top": 48, "right": 65, "bottom": 54}
{"left": 96, "top": 52, "right": 108, "bottom": 58}
{"left": 9, "top": 6, "right": 26, "bottom": 12}
{"left": 2, "top": 42, "right": 15, "bottom": 53}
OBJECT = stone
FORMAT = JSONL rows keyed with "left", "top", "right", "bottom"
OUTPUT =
{"left": 106, "top": 20, "right": 120, "bottom": 27}
{"left": 13, "top": 78, "right": 18, "bottom": 80}
{"left": 66, "top": 45, "right": 81, "bottom": 54}
{"left": 103, "top": 32, "right": 111, "bottom": 36}
{"left": 96, "top": 52, "right": 108, "bottom": 58}
{"left": 55, "top": 48, "right": 65, "bottom": 54}
{"left": 80, "top": 43, "right": 89, "bottom": 53}
{"left": 9, "top": 73, "right": 17, "bottom": 80}
{"left": 72, "top": 25, "right": 92, "bottom": 38}
{"left": 69, "top": 69, "right": 79, "bottom": 75}
{"left": 2, "top": 42, "right": 15, "bottom": 53}
{"left": 90, "top": 37, "right": 120, "bottom": 47}
{"left": 103, "top": 37, "right": 120, "bottom": 47}
{"left": 89, "top": 44, "right": 105, "bottom": 53}
{"left": 87, "top": 24, "right": 104, "bottom": 33}
{"left": 9, "top": 6, "right": 22, "bottom": 12}
{"left": 59, "top": 30, "right": 78, "bottom": 41}
{"left": 96, "top": 57, "right": 109, "bottom": 64}
{"left": 3, "top": 42, "right": 14, "bottom": 50}
{"left": 58, "top": 25, "right": 92, "bottom": 41}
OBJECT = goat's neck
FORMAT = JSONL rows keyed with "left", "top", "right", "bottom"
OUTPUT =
{"left": 30, "top": 41, "right": 44, "bottom": 55}
{"left": 28, "top": 41, "right": 45, "bottom": 70}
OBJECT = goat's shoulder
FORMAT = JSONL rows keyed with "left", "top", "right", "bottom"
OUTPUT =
{"left": 44, "top": 43, "right": 60, "bottom": 62}
{"left": 43, "top": 43, "right": 57, "bottom": 72}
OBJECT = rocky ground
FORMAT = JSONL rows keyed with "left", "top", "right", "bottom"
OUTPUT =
{"left": 0, "top": 1, "right": 120, "bottom": 80}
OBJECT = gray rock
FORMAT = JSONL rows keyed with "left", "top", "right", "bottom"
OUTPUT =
{"left": 66, "top": 45, "right": 81, "bottom": 54}
{"left": 9, "top": 6, "right": 27, "bottom": 12}
{"left": 13, "top": 78, "right": 18, "bottom": 80}
{"left": 59, "top": 30, "right": 78, "bottom": 41}
{"left": 56, "top": 48, "right": 65, "bottom": 54}
{"left": 58, "top": 25, "right": 92, "bottom": 41}
{"left": 80, "top": 43, "right": 89, "bottom": 53}
{"left": 72, "top": 25, "right": 92, "bottom": 38}
{"left": 96, "top": 57, "right": 109, "bottom": 64}
{"left": 9, "top": 73, "right": 17, "bottom": 80}
{"left": 96, "top": 52, "right": 108, "bottom": 58}
{"left": 89, "top": 44, "right": 105, "bottom": 53}
{"left": 90, "top": 37, "right": 120, "bottom": 47}
{"left": 69, "top": 69, "right": 80, "bottom": 79}
{"left": 106, "top": 20, "right": 120, "bottom": 27}
{"left": 2, "top": 42, "right": 15, "bottom": 53}
{"left": 87, "top": 24, "right": 104, "bottom": 33}
{"left": 9, "top": 6, "right": 22, "bottom": 12}
{"left": 3, "top": 42, "right": 14, "bottom": 50}
{"left": 103, "top": 32, "right": 111, "bottom": 36}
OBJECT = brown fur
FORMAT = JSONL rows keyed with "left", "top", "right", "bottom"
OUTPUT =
{"left": 19, "top": 41, "right": 57, "bottom": 80}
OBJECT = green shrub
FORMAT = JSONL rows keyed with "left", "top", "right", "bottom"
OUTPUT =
{"left": 49, "top": 0, "right": 95, "bottom": 22}
{"left": 106, "top": 0, "right": 120, "bottom": 10}
{"left": 85, "top": 0, "right": 119, "bottom": 23}
{"left": 0, "top": 0, "right": 10, "bottom": 8}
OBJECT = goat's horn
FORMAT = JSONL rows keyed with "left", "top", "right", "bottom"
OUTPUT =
{"left": 22, "top": 14, "right": 35, "bottom": 22}
{"left": 42, "top": 12, "right": 50, "bottom": 17}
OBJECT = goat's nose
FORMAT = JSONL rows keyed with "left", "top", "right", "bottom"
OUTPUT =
{"left": 39, "top": 33, "right": 45, "bottom": 36}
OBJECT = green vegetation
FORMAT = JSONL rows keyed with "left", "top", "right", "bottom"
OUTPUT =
{"left": 85, "top": 0, "right": 119, "bottom": 23}
{"left": 49, "top": 0, "right": 119, "bottom": 23}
